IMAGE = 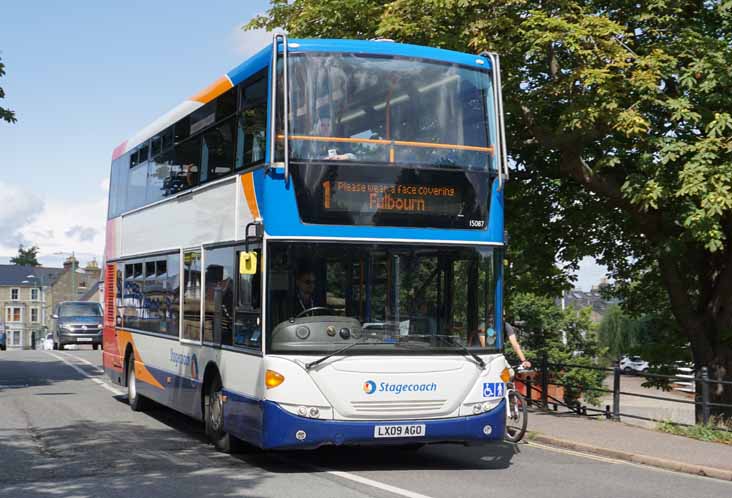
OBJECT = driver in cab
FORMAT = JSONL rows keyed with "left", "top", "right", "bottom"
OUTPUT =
{"left": 293, "top": 269, "right": 319, "bottom": 316}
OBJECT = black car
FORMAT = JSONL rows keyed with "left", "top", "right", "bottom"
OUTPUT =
{"left": 52, "top": 302, "right": 103, "bottom": 350}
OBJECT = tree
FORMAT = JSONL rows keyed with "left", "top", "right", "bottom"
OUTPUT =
{"left": 10, "top": 245, "right": 40, "bottom": 267}
{"left": 248, "top": 0, "right": 732, "bottom": 418}
{"left": 509, "top": 292, "right": 605, "bottom": 407}
{"left": 0, "top": 54, "right": 16, "bottom": 123}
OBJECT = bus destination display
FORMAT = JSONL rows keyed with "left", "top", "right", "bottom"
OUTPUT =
{"left": 322, "top": 180, "right": 464, "bottom": 216}
{"left": 291, "top": 164, "right": 490, "bottom": 230}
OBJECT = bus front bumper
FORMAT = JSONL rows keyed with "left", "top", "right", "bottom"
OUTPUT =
{"left": 260, "top": 398, "right": 506, "bottom": 450}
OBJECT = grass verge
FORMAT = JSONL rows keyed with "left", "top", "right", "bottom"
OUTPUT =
{"left": 656, "top": 420, "right": 732, "bottom": 445}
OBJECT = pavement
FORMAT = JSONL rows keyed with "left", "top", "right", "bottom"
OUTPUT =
{"left": 527, "top": 409, "right": 732, "bottom": 481}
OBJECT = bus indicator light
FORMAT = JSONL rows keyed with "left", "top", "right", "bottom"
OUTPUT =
{"left": 265, "top": 370, "right": 285, "bottom": 389}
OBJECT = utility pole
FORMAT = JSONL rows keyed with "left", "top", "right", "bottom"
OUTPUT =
{"left": 71, "top": 251, "right": 76, "bottom": 300}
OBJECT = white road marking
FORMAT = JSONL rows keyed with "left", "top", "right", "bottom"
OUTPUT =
{"left": 324, "top": 469, "right": 435, "bottom": 498}
{"left": 279, "top": 455, "right": 436, "bottom": 498}
{"left": 525, "top": 441, "right": 621, "bottom": 464}
{"left": 47, "top": 352, "right": 125, "bottom": 396}
{"left": 64, "top": 352, "right": 104, "bottom": 372}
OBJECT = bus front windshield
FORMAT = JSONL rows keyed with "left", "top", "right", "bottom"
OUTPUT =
{"left": 284, "top": 53, "right": 497, "bottom": 170}
{"left": 267, "top": 242, "right": 502, "bottom": 355}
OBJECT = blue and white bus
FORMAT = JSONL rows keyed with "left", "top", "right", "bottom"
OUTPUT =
{"left": 103, "top": 34, "right": 510, "bottom": 451}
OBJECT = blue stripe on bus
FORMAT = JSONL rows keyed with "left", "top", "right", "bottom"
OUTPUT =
{"left": 226, "top": 39, "right": 490, "bottom": 91}
{"left": 260, "top": 174, "right": 505, "bottom": 243}
{"left": 259, "top": 398, "right": 506, "bottom": 450}
{"left": 223, "top": 390, "right": 264, "bottom": 447}
{"left": 226, "top": 45, "right": 272, "bottom": 87}
{"left": 286, "top": 39, "right": 491, "bottom": 70}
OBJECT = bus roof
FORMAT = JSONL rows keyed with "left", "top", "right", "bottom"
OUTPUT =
{"left": 111, "top": 38, "right": 493, "bottom": 161}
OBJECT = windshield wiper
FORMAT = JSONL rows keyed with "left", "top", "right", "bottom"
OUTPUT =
{"left": 304, "top": 339, "right": 385, "bottom": 371}
{"left": 403, "top": 334, "right": 486, "bottom": 369}
{"left": 435, "top": 335, "right": 486, "bottom": 368}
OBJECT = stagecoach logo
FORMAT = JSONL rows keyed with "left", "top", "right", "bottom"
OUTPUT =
{"left": 170, "top": 349, "right": 199, "bottom": 380}
{"left": 363, "top": 380, "right": 438, "bottom": 395}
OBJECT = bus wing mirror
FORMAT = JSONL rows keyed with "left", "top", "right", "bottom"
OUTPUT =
{"left": 240, "top": 252, "right": 258, "bottom": 275}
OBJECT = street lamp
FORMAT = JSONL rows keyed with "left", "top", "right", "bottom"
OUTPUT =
{"left": 22, "top": 273, "right": 47, "bottom": 349}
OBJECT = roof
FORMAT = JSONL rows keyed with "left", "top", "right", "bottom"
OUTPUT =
{"left": 112, "top": 37, "right": 493, "bottom": 161}
{"left": 0, "top": 265, "right": 64, "bottom": 287}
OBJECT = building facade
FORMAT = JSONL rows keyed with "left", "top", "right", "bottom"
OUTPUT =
{"left": 0, "top": 257, "right": 101, "bottom": 349}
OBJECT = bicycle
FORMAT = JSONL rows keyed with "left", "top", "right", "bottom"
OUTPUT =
{"left": 504, "top": 364, "right": 529, "bottom": 443}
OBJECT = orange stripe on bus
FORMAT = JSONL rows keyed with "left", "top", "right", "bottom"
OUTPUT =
{"left": 241, "top": 173, "right": 261, "bottom": 219}
{"left": 190, "top": 76, "right": 233, "bottom": 104}
{"left": 277, "top": 134, "right": 494, "bottom": 154}
{"left": 117, "top": 331, "right": 165, "bottom": 390}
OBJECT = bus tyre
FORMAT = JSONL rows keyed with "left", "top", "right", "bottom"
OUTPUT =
{"left": 127, "top": 353, "right": 149, "bottom": 412}
{"left": 53, "top": 342, "right": 58, "bottom": 350}
{"left": 93, "top": 344, "right": 99, "bottom": 351}
{"left": 205, "top": 375, "right": 241, "bottom": 453}
{"left": 58, "top": 343, "right": 65, "bottom": 351}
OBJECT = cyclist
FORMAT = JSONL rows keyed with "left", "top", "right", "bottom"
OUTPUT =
{"left": 504, "top": 321, "right": 532, "bottom": 370}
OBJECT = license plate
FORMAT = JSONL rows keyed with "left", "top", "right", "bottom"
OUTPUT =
{"left": 76, "top": 337, "right": 92, "bottom": 342}
{"left": 373, "top": 424, "right": 426, "bottom": 438}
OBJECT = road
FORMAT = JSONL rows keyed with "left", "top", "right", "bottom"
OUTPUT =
{"left": 1, "top": 350, "right": 730, "bottom": 498}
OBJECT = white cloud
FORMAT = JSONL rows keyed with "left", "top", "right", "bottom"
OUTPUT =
{"left": 231, "top": 27, "right": 273, "bottom": 59}
{"left": 0, "top": 181, "right": 45, "bottom": 248}
{"left": 0, "top": 180, "right": 107, "bottom": 266}
{"left": 65, "top": 225, "right": 99, "bottom": 242}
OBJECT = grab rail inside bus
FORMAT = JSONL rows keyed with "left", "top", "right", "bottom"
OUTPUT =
{"left": 275, "top": 134, "right": 494, "bottom": 154}
{"left": 269, "top": 32, "right": 290, "bottom": 184}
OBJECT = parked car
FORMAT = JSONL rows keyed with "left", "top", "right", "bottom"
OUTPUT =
{"left": 619, "top": 355, "right": 649, "bottom": 374}
{"left": 52, "top": 301, "right": 103, "bottom": 350}
{"left": 0, "top": 330, "right": 6, "bottom": 351}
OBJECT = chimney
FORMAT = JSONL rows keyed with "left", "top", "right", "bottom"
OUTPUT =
{"left": 85, "top": 259, "right": 101, "bottom": 280}
{"left": 63, "top": 256, "right": 78, "bottom": 271}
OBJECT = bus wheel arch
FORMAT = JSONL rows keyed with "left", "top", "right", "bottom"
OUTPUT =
{"left": 202, "top": 363, "right": 241, "bottom": 453}
{"left": 201, "top": 362, "right": 221, "bottom": 420}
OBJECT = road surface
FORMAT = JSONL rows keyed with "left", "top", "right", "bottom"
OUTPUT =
{"left": 0, "top": 350, "right": 729, "bottom": 498}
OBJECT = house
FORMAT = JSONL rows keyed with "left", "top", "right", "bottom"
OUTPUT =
{"left": 0, "top": 257, "right": 102, "bottom": 349}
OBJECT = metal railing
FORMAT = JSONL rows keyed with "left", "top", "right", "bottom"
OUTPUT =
{"left": 517, "top": 358, "right": 732, "bottom": 427}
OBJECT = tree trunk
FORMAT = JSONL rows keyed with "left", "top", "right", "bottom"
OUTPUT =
{"left": 696, "top": 346, "right": 732, "bottom": 422}
{"left": 687, "top": 322, "right": 732, "bottom": 422}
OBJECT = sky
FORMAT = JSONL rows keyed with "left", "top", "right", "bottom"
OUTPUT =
{"left": 0, "top": 1, "right": 607, "bottom": 290}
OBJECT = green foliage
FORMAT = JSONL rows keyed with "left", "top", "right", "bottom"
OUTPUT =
{"left": 598, "top": 305, "right": 635, "bottom": 358}
{"left": 0, "top": 54, "right": 16, "bottom": 124}
{"left": 248, "top": 1, "right": 732, "bottom": 414}
{"left": 657, "top": 419, "right": 732, "bottom": 445}
{"left": 10, "top": 245, "right": 40, "bottom": 267}
{"left": 509, "top": 293, "right": 606, "bottom": 406}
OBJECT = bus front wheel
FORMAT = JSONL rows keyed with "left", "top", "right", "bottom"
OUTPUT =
{"left": 204, "top": 375, "right": 242, "bottom": 453}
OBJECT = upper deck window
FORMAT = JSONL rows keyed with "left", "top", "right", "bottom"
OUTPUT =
{"left": 283, "top": 54, "right": 497, "bottom": 171}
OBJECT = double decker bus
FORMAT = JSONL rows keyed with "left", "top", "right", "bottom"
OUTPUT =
{"left": 103, "top": 34, "right": 510, "bottom": 451}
